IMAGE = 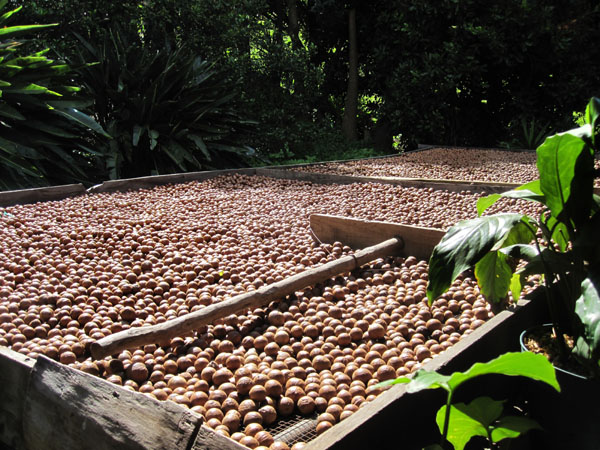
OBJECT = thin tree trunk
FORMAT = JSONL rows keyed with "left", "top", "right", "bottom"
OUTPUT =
{"left": 287, "top": 0, "right": 305, "bottom": 97}
{"left": 342, "top": 7, "right": 358, "bottom": 141}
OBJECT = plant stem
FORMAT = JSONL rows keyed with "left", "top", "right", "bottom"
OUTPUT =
{"left": 440, "top": 391, "right": 453, "bottom": 448}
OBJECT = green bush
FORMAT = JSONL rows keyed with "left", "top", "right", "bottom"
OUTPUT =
{"left": 75, "top": 28, "right": 256, "bottom": 180}
{"left": 0, "top": 0, "right": 106, "bottom": 190}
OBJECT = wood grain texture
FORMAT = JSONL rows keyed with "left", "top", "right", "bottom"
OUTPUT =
{"left": 91, "top": 237, "right": 402, "bottom": 359}
{"left": 22, "top": 356, "right": 202, "bottom": 450}
{"left": 192, "top": 425, "right": 247, "bottom": 450}
{"left": 310, "top": 214, "right": 444, "bottom": 261}
{"left": 0, "top": 184, "right": 86, "bottom": 207}
{"left": 256, "top": 168, "right": 520, "bottom": 194}
{"left": 0, "top": 347, "right": 35, "bottom": 449}
{"left": 87, "top": 169, "right": 256, "bottom": 194}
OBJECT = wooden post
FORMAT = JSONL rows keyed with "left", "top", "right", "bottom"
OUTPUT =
{"left": 90, "top": 237, "right": 403, "bottom": 359}
{"left": 22, "top": 356, "right": 203, "bottom": 450}
{"left": 0, "top": 348, "right": 35, "bottom": 449}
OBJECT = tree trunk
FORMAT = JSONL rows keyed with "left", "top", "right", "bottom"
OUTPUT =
{"left": 287, "top": 0, "right": 305, "bottom": 97}
{"left": 342, "top": 7, "right": 358, "bottom": 141}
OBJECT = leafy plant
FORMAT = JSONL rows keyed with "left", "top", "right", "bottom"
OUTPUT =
{"left": 427, "top": 97, "right": 600, "bottom": 377}
{"left": 0, "top": 0, "right": 107, "bottom": 190}
{"left": 75, "top": 28, "right": 256, "bottom": 180}
{"left": 500, "top": 117, "right": 552, "bottom": 150}
{"left": 379, "top": 352, "right": 560, "bottom": 450}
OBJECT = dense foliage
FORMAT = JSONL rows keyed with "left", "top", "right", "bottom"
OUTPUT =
{"left": 0, "top": 1, "right": 106, "bottom": 190}
{"left": 75, "top": 28, "right": 255, "bottom": 179}
{"left": 5, "top": 0, "right": 600, "bottom": 185}
{"left": 427, "top": 97, "right": 600, "bottom": 377}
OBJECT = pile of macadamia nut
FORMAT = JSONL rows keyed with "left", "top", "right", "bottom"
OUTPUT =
{"left": 294, "top": 148, "right": 539, "bottom": 184}
{"left": 0, "top": 174, "right": 541, "bottom": 449}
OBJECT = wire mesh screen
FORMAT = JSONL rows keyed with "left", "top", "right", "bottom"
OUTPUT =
{"left": 268, "top": 413, "right": 318, "bottom": 446}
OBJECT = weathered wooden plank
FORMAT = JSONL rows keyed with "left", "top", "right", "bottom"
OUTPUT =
{"left": 310, "top": 214, "right": 444, "bottom": 261}
{"left": 87, "top": 168, "right": 256, "bottom": 193}
{"left": 258, "top": 152, "right": 402, "bottom": 171}
{"left": 22, "top": 356, "right": 202, "bottom": 450}
{"left": 305, "top": 295, "right": 548, "bottom": 450}
{"left": 192, "top": 425, "right": 247, "bottom": 450}
{"left": 90, "top": 237, "right": 403, "bottom": 359}
{"left": 256, "top": 168, "right": 519, "bottom": 194}
{"left": 0, "top": 347, "right": 35, "bottom": 449}
{"left": 0, "top": 184, "right": 86, "bottom": 207}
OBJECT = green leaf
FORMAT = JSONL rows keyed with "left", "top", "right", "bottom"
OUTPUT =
{"left": 0, "top": 4, "right": 21, "bottom": 22}
{"left": 454, "top": 396, "right": 504, "bottom": 427}
{"left": 509, "top": 271, "right": 523, "bottom": 302}
{"left": 436, "top": 403, "right": 488, "bottom": 450}
{"left": 132, "top": 124, "right": 143, "bottom": 146}
{"left": 0, "top": 102, "right": 25, "bottom": 119}
{"left": 518, "top": 249, "right": 573, "bottom": 279}
{"left": 374, "top": 377, "right": 411, "bottom": 389}
{"left": 475, "top": 251, "right": 513, "bottom": 303}
{"left": 499, "top": 243, "right": 539, "bottom": 261}
{"left": 188, "top": 133, "right": 211, "bottom": 160}
{"left": 541, "top": 214, "right": 570, "bottom": 251}
{"left": 477, "top": 181, "right": 544, "bottom": 217}
{"left": 4, "top": 83, "right": 53, "bottom": 95}
{"left": 491, "top": 416, "right": 542, "bottom": 443}
{"left": 398, "top": 370, "right": 451, "bottom": 394}
{"left": 585, "top": 97, "right": 600, "bottom": 130}
{"left": 537, "top": 127, "right": 594, "bottom": 226}
{"left": 427, "top": 214, "right": 526, "bottom": 302}
{"left": 0, "top": 23, "right": 56, "bottom": 38}
{"left": 446, "top": 352, "right": 560, "bottom": 393}
{"left": 52, "top": 107, "right": 111, "bottom": 138}
{"left": 574, "top": 272, "right": 600, "bottom": 358}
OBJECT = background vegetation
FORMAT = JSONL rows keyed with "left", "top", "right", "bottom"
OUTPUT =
{"left": 3, "top": 0, "right": 600, "bottom": 189}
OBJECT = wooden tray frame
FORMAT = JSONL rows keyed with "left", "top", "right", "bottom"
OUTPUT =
{"left": 0, "top": 160, "right": 547, "bottom": 449}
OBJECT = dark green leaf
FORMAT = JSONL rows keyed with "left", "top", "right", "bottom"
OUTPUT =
{"left": 541, "top": 214, "right": 570, "bottom": 251}
{"left": 453, "top": 396, "right": 504, "bottom": 427}
{"left": 477, "top": 180, "right": 544, "bottom": 217}
{"left": 446, "top": 352, "right": 560, "bottom": 393}
{"left": 474, "top": 251, "right": 513, "bottom": 303}
{"left": 427, "top": 214, "right": 525, "bottom": 302}
{"left": 491, "top": 416, "right": 542, "bottom": 443}
{"left": 574, "top": 272, "right": 600, "bottom": 358}
{"left": 0, "top": 102, "right": 24, "bottom": 119}
{"left": 436, "top": 403, "right": 488, "bottom": 450}
{"left": 499, "top": 244, "right": 539, "bottom": 261}
{"left": 52, "top": 107, "right": 110, "bottom": 138}
{"left": 585, "top": 97, "right": 600, "bottom": 130}
{"left": 132, "top": 124, "right": 143, "bottom": 147}
{"left": 0, "top": 23, "right": 56, "bottom": 38}
{"left": 509, "top": 271, "right": 523, "bottom": 303}
{"left": 537, "top": 127, "right": 593, "bottom": 226}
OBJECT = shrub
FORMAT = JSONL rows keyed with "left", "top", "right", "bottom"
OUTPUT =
{"left": 75, "top": 28, "right": 256, "bottom": 180}
{"left": 0, "top": 1, "right": 106, "bottom": 190}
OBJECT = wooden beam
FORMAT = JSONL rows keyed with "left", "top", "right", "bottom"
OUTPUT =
{"left": 22, "top": 356, "right": 202, "bottom": 450}
{"left": 0, "top": 184, "right": 86, "bottom": 207}
{"left": 0, "top": 347, "right": 35, "bottom": 449}
{"left": 310, "top": 214, "right": 444, "bottom": 261}
{"left": 305, "top": 296, "right": 546, "bottom": 450}
{"left": 256, "top": 168, "right": 521, "bottom": 194}
{"left": 90, "top": 237, "right": 403, "bottom": 359}
{"left": 192, "top": 425, "right": 247, "bottom": 450}
{"left": 87, "top": 169, "right": 256, "bottom": 194}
